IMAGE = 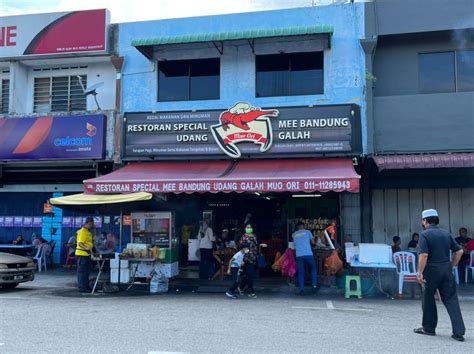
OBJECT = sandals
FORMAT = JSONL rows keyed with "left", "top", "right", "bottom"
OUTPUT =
{"left": 413, "top": 328, "right": 436, "bottom": 336}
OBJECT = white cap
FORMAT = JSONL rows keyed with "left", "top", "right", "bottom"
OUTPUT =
{"left": 422, "top": 209, "right": 438, "bottom": 219}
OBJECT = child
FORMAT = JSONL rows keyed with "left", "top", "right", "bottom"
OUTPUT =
{"left": 392, "top": 236, "right": 401, "bottom": 253}
{"left": 225, "top": 243, "right": 250, "bottom": 299}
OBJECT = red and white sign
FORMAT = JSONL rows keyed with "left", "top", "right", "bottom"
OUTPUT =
{"left": 83, "top": 159, "right": 360, "bottom": 194}
{"left": 85, "top": 179, "right": 358, "bottom": 194}
{"left": 211, "top": 102, "right": 279, "bottom": 158}
{"left": 0, "top": 9, "right": 109, "bottom": 58}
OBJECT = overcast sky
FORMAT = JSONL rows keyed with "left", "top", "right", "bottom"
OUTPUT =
{"left": 0, "top": 0, "right": 346, "bottom": 22}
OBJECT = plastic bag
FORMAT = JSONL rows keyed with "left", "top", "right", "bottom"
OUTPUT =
{"left": 150, "top": 270, "right": 169, "bottom": 294}
{"left": 324, "top": 250, "right": 343, "bottom": 275}
{"left": 282, "top": 249, "right": 297, "bottom": 279}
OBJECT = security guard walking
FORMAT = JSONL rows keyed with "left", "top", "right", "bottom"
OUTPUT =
{"left": 414, "top": 209, "right": 466, "bottom": 341}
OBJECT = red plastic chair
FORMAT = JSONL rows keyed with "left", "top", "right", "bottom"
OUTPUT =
{"left": 65, "top": 245, "right": 77, "bottom": 270}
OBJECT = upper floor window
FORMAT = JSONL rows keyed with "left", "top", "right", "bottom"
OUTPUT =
{"left": 457, "top": 50, "right": 474, "bottom": 92}
{"left": 33, "top": 75, "right": 87, "bottom": 113}
{"left": 158, "top": 58, "right": 220, "bottom": 101}
{"left": 419, "top": 50, "right": 474, "bottom": 94}
{"left": 256, "top": 52, "right": 324, "bottom": 97}
{"left": 1, "top": 78, "right": 9, "bottom": 114}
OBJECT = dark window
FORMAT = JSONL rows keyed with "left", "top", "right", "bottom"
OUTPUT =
{"left": 158, "top": 58, "right": 220, "bottom": 101}
{"left": 457, "top": 50, "right": 474, "bottom": 92}
{"left": 419, "top": 52, "right": 455, "bottom": 94}
{"left": 256, "top": 52, "right": 324, "bottom": 97}
{"left": 1, "top": 79, "right": 9, "bottom": 114}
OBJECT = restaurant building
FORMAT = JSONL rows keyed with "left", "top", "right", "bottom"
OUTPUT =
{"left": 363, "top": 0, "right": 474, "bottom": 246}
{"left": 84, "top": 3, "right": 367, "bottom": 257}
{"left": 0, "top": 9, "right": 121, "bottom": 262}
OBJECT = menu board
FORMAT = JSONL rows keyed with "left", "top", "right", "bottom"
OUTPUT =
{"left": 131, "top": 212, "right": 173, "bottom": 247}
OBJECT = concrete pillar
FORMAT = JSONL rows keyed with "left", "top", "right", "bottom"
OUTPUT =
{"left": 9, "top": 61, "right": 29, "bottom": 114}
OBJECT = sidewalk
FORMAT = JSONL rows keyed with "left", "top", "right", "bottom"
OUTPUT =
{"left": 20, "top": 266, "right": 474, "bottom": 300}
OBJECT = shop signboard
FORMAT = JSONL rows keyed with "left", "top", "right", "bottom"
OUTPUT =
{"left": 4, "top": 217, "right": 14, "bottom": 227}
{"left": 93, "top": 216, "right": 102, "bottom": 228}
{"left": 0, "top": 115, "right": 106, "bottom": 161}
{"left": 32, "top": 217, "right": 42, "bottom": 227}
{"left": 62, "top": 217, "right": 73, "bottom": 227}
{"left": 124, "top": 103, "right": 361, "bottom": 160}
{"left": 13, "top": 216, "right": 23, "bottom": 227}
{"left": 23, "top": 217, "right": 33, "bottom": 227}
{"left": 74, "top": 217, "right": 84, "bottom": 228}
{"left": 0, "top": 9, "right": 109, "bottom": 58}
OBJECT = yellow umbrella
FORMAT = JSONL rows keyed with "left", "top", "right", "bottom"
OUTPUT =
{"left": 50, "top": 192, "right": 152, "bottom": 206}
{"left": 50, "top": 192, "right": 154, "bottom": 248}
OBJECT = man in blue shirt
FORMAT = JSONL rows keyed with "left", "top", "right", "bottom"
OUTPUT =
{"left": 292, "top": 222, "right": 317, "bottom": 295}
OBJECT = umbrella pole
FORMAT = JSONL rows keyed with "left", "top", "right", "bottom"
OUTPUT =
{"left": 119, "top": 207, "right": 123, "bottom": 250}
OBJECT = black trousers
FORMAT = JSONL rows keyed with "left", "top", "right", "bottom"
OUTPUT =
{"left": 199, "top": 248, "right": 213, "bottom": 279}
{"left": 239, "top": 263, "right": 255, "bottom": 293}
{"left": 422, "top": 262, "right": 465, "bottom": 336}
{"left": 77, "top": 256, "right": 91, "bottom": 292}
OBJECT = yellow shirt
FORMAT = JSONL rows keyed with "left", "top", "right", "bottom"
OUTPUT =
{"left": 75, "top": 227, "right": 93, "bottom": 257}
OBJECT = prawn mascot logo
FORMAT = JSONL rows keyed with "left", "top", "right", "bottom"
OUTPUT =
{"left": 211, "top": 102, "right": 279, "bottom": 158}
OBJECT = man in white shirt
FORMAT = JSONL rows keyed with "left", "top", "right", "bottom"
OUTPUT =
{"left": 198, "top": 220, "right": 215, "bottom": 279}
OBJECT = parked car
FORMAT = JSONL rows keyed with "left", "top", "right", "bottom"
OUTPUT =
{"left": 0, "top": 252, "right": 35, "bottom": 289}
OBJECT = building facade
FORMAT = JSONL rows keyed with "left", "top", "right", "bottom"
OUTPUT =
{"left": 0, "top": 9, "right": 121, "bottom": 262}
{"left": 363, "top": 0, "right": 474, "bottom": 246}
{"left": 92, "top": 3, "right": 368, "bottom": 248}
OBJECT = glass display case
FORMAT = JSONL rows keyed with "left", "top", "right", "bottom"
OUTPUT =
{"left": 131, "top": 211, "right": 176, "bottom": 248}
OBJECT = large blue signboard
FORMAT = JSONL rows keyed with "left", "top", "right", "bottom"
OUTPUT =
{"left": 0, "top": 115, "right": 106, "bottom": 160}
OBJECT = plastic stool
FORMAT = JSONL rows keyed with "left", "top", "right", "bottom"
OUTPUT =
{"left": 345, "top": 275, "right": 362, "bottom": 299}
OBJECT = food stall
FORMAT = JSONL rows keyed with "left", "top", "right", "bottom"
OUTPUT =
{"left": 111, "top": 211, "right": 179, "bottom": 285}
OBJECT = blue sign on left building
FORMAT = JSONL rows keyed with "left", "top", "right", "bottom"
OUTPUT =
{"left": 0, "top": 115, "right": 106, "bottom": 160}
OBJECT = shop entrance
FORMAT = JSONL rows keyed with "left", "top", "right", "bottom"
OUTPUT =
{"left": 165, "top": 192, "right": 340, "bottom": 275}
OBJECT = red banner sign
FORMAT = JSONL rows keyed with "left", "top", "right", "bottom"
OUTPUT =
{"left": 85, "top": 178, "right": 359, "bottom": 194}
{"left": 0, "top": 9, "right": 109, "bottom": 58}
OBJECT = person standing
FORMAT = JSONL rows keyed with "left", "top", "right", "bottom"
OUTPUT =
{"left": 239, "top": 224, "right": 258, "bottom": 298}
{"left": 414, "top": 209, "right": 465, "bottom": 342}
{"left": 198, "top": 220, "right": 215, "bottom": 279}
{"left": 292, "top": 222, "right": 317, "bottom": 295}
{"left": 180, "top": 223, "right": 193, "bottom": 265}
{"left": 455, "top": 227, "right": 472, "bottom": 283}
{"left": 75, "top": 217, "right": 95, "bottom": 293}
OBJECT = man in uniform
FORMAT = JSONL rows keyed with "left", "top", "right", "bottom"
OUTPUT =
{"left": 75, "top": 217, "right": 95, "bottom": 293}
{"left": 414, "top": 209, "right": 465, "bottom": 341}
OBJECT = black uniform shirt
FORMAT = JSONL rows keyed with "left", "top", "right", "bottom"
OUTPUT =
{"left": 419, "top": 225, "right": 461, "bottom": 264}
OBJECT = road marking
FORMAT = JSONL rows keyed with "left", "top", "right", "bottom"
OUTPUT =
{"left": 292, "top": 306, "right": 372, "bottom": 312}
{"left": 0, "top": 296, "right": 43, "bottom": 300}
{"left": 148, "top": 352, "right": 189, "bottom": 354}
{"left": 326, "top": 300, "right": 334, "bottom": 309}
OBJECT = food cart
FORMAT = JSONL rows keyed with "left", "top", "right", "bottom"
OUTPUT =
{"left": 111, "top": 211, "right": 179, "bottom": 285}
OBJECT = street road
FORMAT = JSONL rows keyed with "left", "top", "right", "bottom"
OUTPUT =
{"left": 0, "top": 285, "right": 472, "bottom": 353}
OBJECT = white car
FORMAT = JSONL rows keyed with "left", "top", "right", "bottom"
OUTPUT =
{"left": 0, "top": 252, "right": 35, "bottom": 289}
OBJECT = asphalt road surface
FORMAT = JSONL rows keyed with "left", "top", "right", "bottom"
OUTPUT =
{"left": 0, "top": 285, "right": 473, "bottom": 353}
